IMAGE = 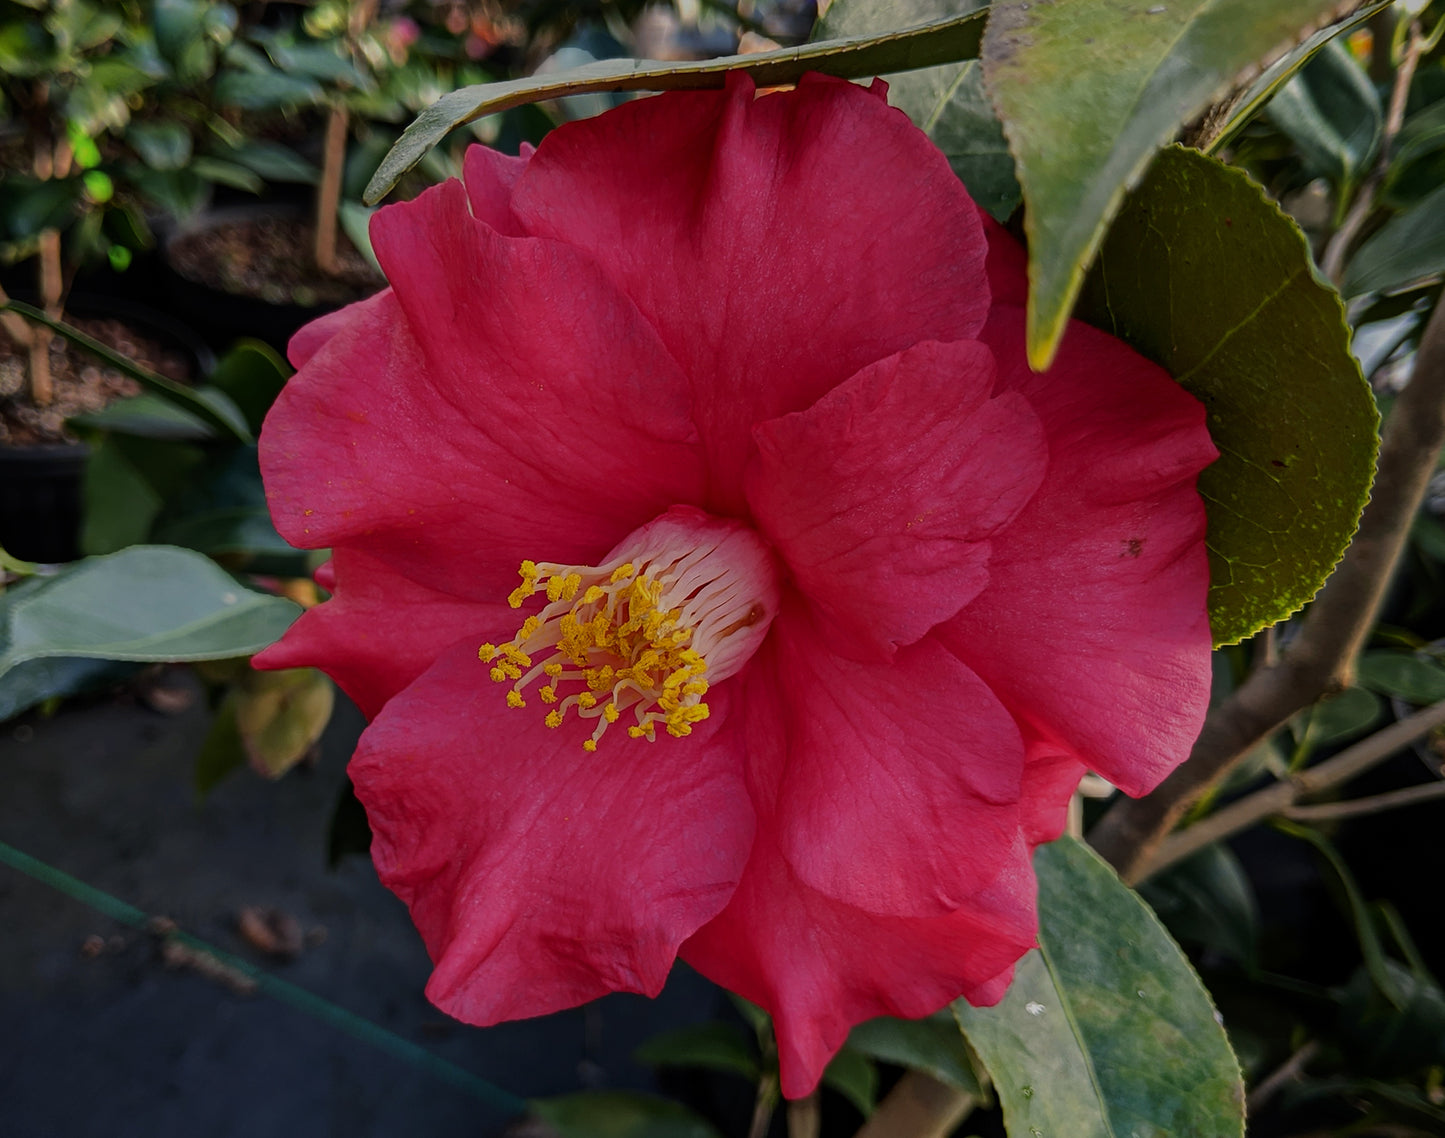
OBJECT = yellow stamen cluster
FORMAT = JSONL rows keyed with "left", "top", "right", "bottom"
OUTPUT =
{"left": 480, "top": 558, "right": 712, "bottom": 750}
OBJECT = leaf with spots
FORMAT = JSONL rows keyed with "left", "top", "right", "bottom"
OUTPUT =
{"left": 954, "top": 837, "right": 1245, "bottom": 1138}
{"left": 1078, "top": 146, "right": 1377, "bottom": 645}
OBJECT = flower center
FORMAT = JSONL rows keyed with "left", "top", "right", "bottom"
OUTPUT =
{"left": 481, "top": 507, "right": 780, "bottom": 750}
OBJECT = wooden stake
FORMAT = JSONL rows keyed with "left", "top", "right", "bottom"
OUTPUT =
{"left": 314, "top": 104, "right": 349, "bottom": 276}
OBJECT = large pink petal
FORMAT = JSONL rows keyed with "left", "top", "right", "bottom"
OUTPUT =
{"left": 753, "top": 595, "right": 1023, "bottom": 917}
{"left": 511, "top": 74, "right": 989, "bottom": 507}
{"left": 682, "top": 818, "right": 1036, "bottom": 1099}
{"left": 461, "top": 142, "right": 532, "bottom": 234}
{"left": 938, "top": 306, "right": 1215, "bottom": 795}
{"left": 253, "top": 547, "right": 511, "bottom": 718}
{"left": 260, "top": 180, "right": 705, "bottom": 599}
{"left": 352, "top": 641, "right": 754, "bottom": 1023}
{"left": 746, "top": 340, "right": 1046, "bottom": 660}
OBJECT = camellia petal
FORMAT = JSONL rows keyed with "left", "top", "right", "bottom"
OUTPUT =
{"left": 747, "top": 339, "right": 1047, "bottom": 660}
{"left": 939, "top": 301, "right": 1215, "bottom": 795}
{"left": 511, "top": 73, "right": 990, "bottom": 506}
{"left": 763, "top": 595, "right": 1023, "bottom": 918}
{"left": 461, "top": 141, "right": 532, "bottom": 234}
{"left": 353, "top": 640, "right": 755, "bottom": 1023}
{"left": 253, "top": 546, "right": 508, "bottom": 718}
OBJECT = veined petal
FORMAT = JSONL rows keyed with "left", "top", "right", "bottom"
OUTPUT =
{"left": 462, "top": 142, "right": 532, "bottom": 234}
{"left": 747, "top": 340, "right": 1046, "bottom": 660}
{"left": 352, "top": 641, "right": 754, "bottom": 1023}
{"left": 940, "top": 303, "right": 1215, "bottom": 795}
{"left": 762, "top": 595, "right": 1023, "bottom": 917}
{"left": 254, "top": 547, "right": 510, "bottom": 718}
{"left": 511, "top": 74, "right": 989, "bottom": 508}
{"left": 261, "top": 180, "right": 705, "bottom": 600}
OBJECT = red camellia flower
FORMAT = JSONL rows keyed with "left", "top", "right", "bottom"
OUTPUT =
{"left": 257, "top": 73, "right": 1216, "bottom": 1096}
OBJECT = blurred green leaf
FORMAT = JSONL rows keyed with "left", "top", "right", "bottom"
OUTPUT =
{"left": 813, "top": 0, "right": 1016, "bottom": 221}
{"left": 0, "top": 655, "right": 134, "bottom": 723}
{"left": 70, "top": 393, "right": 220, "bottom": 441}
{"left": 232, "top": 666, "right": 333, "bottom": 779}
{"left": 847, "top": 1013, "right": 982, "bottom": 1094}
{"left": 215, "top": 68, "right": 324, "bottom": 111}
{"left": 365, "top": 11, "right": 989, "bottom": 203}
{"left": 955, "top": 837, "right": 1245, "bottom": 1138}
{"left": 1293, "top": 686, "right": 1384, "bottom": 751}
{"left": 531, "top": 1092, "right": 721, "bottom": 1138}
{"left": 633, "top": 1022, "right": 760, "bottom": 1080}
{"left": 1356, "top": 651, "right": 1445, "bottom": 705}
{"left": 0, "top": 546, "right": 299, "bottom": 673}
{"left": 1079, "top": 146, "right": 1377, "bottom": 645}
{"left": 1341, "top": 182, "right": 1445, "bottom": 300}
{"left": 216, "top": 139, "right": 319, "bottom": 185}
{"left": 1139, "top": 844, "right": 1260, "bottom": 968}
{"left": 205, "top": 340, "right": 291, "bottom": 434}
{"left": 128, "top": 121, "right": 193, "bottom": 171}
{"left": 1265, "top": 39, "right": 1381, "bottom": 202}
{"left": 983, "top": 0, "right": 1360, "bottom": 368}
{"left": 78, "top": 434, "right": 203, "bottom": 554}
{"left": 189, "top": 156, "right": 264, "bottom": 194}
{"left": 822, "top": 1047, "right": 878, "bottom": 1115}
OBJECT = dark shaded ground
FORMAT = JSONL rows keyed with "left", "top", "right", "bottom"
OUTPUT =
{"left": 0, "top": 676, "right": 725, "bottom": 1137}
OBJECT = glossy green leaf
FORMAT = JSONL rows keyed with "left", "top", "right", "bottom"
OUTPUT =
{"left": 1264, "top": 38, "right": 1381, "bottom": 201}
{"left": 846, "top": 1013, "right": 982, "bottom": 1093}
{"left": 364, "top": 12, "right": 988, "bottom": 203}
{"left": 1138, "top": 844, "right": 1260, "bottom": 967}
{"left": 633, "top": 1022, "right": 760, "bottom": 1080}
{"left": 1341, "top": 182, "right": 1445, "bottom": 300}
{"left": 822, "top": 1047, "right": 877, "bottom": 1115}
{"left": 531, "top": 1092, "right": 721, "bottom": 1138}
{"left": 1078, "top": 146, "right": 1377, "bottom": 645}
{"left": 1356, "top": 651, "right": 1445, "bottom": 706}
{"left": 813, "top": 1, "right": 1017, "bottom": 220}
{"left": 954, "top": 837, "right": 1245, "bottom": 1138}
{"left": 0, "top": 546, "right": 300, "bottom": 674}
{"left": 983, "top": 0, "right": 1357, "bottom": 368}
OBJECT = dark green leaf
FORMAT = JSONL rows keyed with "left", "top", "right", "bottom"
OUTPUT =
{"left": 206, "top": 340, "right": 291, "bottom": 434}
{"left": 1341, "top": 182, "right": 1445, "bottom": 300}
{"left": 194, "top": 688, "right": 247, "bottom": 796}
{"left": 125, "top": 166, "right": 210, "bottom": 222}
{"left": 153, "top": 507, "right": 294, "bottom": 559}
{"left": 216, "top": 139, "right": 319, "bottom": 185}
{"left": 1293, "top": 686, "right": 1384, "bottom": 750}
{"left": 365, "top": 12, "right": 989, "bottom": 203}
{"left": 1138, "top": 844, "right": 1260, "bottom": 967}
{"left": 531, "top": 1092, "right": 722, "bottom": 1138}
{"left": 215, "top": 68, "right": 323, "bottom": 111}
{"left": 189, "top": 157, "right": 264, "bottom": 194}
{"left": 0, "top": 546, "right": 300, "bottom": 672}
{"left": 1264, "top": 38, "right": 1381, "bottom": 200}
{"left": 1356, "top": 651, "right": 1445, "bottom": 705}
{"left": 0, "top": 655, "right": 135, "bottom": 723}
{"left": 1079, "top": 146, "right": 1377, "bottom": 645}
{"left": 846, "top": 1013, "right": 981, "bottom": 1093}
{"left": 813, "top": 1, "right": 1016, "bottom": 220}
{"left": 983, "top": 0, "right": 1360, "bottom": 367}
{"left": 127, "top": 121, "right": 193, "bottom": 171}
{"left": 79, "top": 433, "right": 203, "bottom": 554}
{"left": 955, "top": 837, "right": 1245, "bottom": 1138}
{"left": 821, "top": 1047, "right": 878, "bottom": 1115}
{"left": 70, "top": 392, "right": 220, "bottom": 440}
{"left": 633, "top": 1022, "right": 760, "bottom": 1080}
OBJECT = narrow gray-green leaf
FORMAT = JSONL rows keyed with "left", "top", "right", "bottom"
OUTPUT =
{"left": 0, "top": 546, "right": 300, "bottom": 671}
{"left": 1341, "top": 181, "right": 1445, "bottom": 299}
{"left": 1079, "top": 146, "right": 1377, "bottom": 645}
{"left": 814, "top": 1, "right": 1017, "bottom": 219}
{"left": 983, "top": 0, "right": 1360, "bottom": 368}
{"left": 364, "top": 12, "right": 988, "bottom": 203}
{"left": 955, "top": 837, "right": 1245, "bottom": 1138}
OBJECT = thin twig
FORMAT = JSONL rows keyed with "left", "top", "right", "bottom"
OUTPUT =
{"left": 0, "top": 283, "right": 34, "bottom": 348}
{"left": 1285, "top": 778, "right": 1445, "bottom": 821}
{"left": 1142, "top": 697, "right": 1445, "bottom": 878}
{"left": 1247, "top": 1039, "right": 1321, "bottom": 1114}
{"left": 1320, "top": 21, "right": 1424, "bottom": 283}
{"left": 853, "top": 1072, "right": 976, "bottom": 1138}
{"left": 1091, "top": 290, "right": 1445, "bottom": 883}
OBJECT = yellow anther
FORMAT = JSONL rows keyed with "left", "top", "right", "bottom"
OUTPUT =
{"left": 544, "top": 662, "right": 563, "bottom": 678}
{"left": 489, "top": 666, "right": 507, "bottom": 683}
{"left": 583, "top": 739, "right": 598, "bottom": 752}
{"left": 603, "top": 704, "right": 619, "bottom": 723}
{"left": 506, "top": 690, "right": 525, "bottom": 709}
{"left": 545, "top": 709, "right": 563, "bottom": 729}
{"left": 610, "top": 563, "right": 634, "bottom": 583}
{"left": 577, "top": 692, "right": 597, "bottom": 710}
{"left": 479, "top": 643, "right": 496, "bottom": 660}
{"left": 583, "top": 585, "right": 606, "bottom": 605}
{"left": 540, "top": 685, "right": 558, "bottom": 704}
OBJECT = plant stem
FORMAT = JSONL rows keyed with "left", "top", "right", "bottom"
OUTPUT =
{"left": 315, "top": 104, "right": 349, "bottom": 277}
{"left": 853, "top": 1072, "right": 975, "bottom": 1138}
{"left": 1141, "top": 697, "right": 1445, "bottom": 878}
{"left": 1246, "top": 1039, "right": 1320, "bottom": 1114}
{"left": 1284, "top": 778, "right": 1445, "bottom": 821}
{"left": 748, "top": 1073, "right": 778, "bottom": 1138}
{"left": 1090, "top": 288, "right": 1445, "bottom": 884}
{"left": 787, "top": 1093, "right": 820, "bottom": 1138}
